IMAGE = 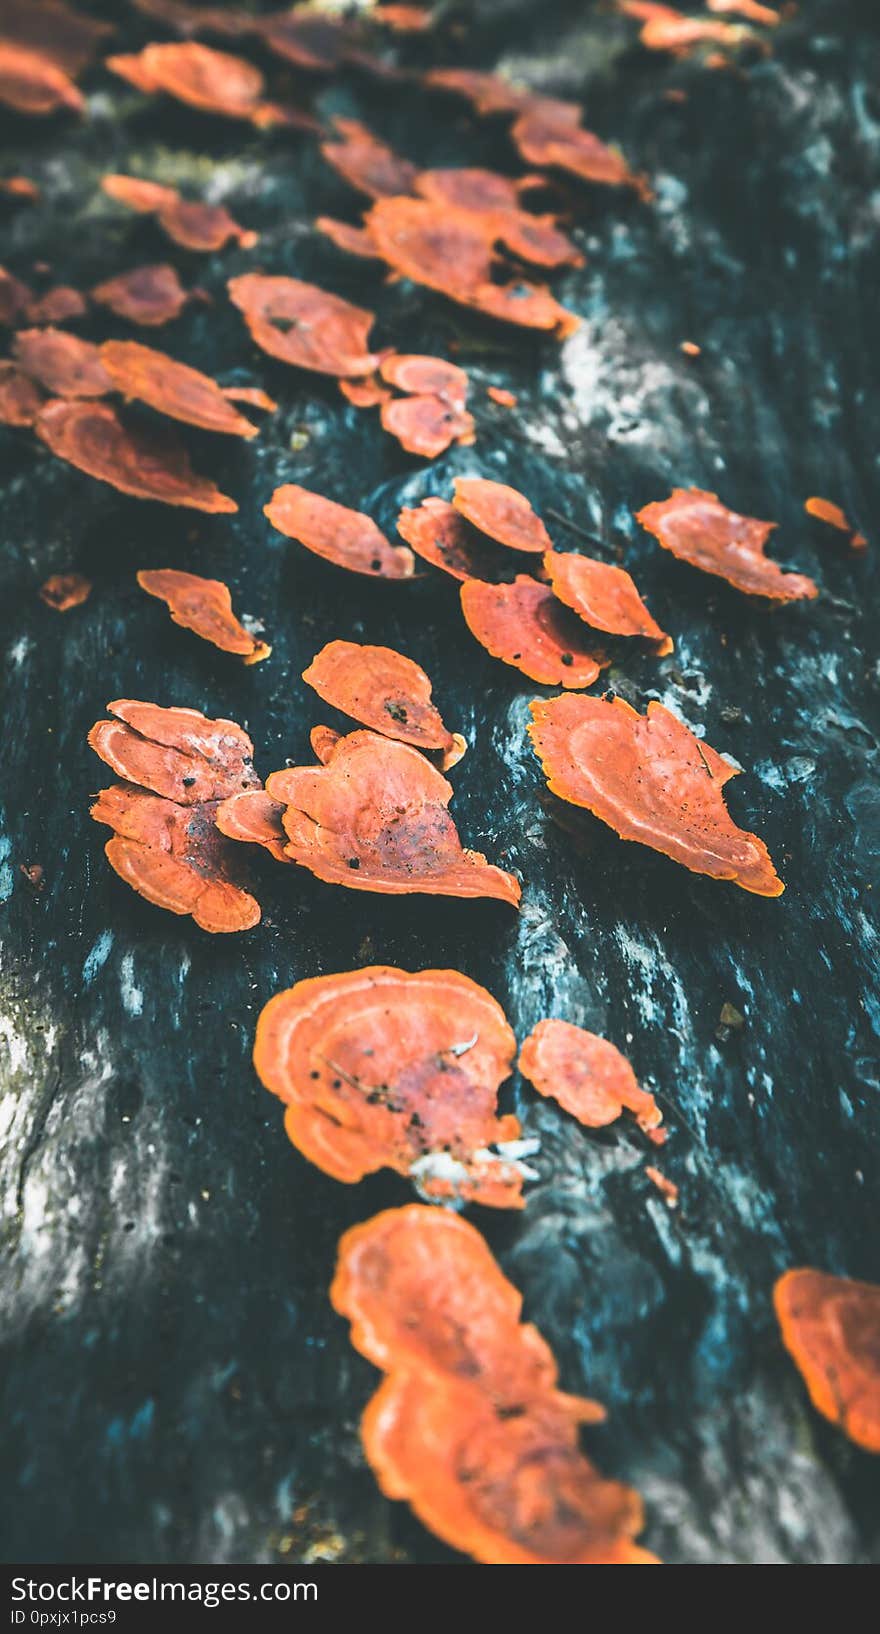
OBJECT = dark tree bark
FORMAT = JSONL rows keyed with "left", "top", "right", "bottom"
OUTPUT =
{"left": 1, "top": 0, "right": 878, "bottom": 1565}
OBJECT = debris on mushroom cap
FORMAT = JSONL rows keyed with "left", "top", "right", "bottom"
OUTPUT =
{"left": 253, "top": 968, "right": 528, "bottom": 1205}
{"left": 39, "top": 571, "right": 91, "bottom": 611}
{"left": 0, "top": 44, "right": 84, "bottom": 116}
{"left": 331, "top": 1203, "right": 578, "bottom": 1395}
{"left": 529, "top": 693, "right": 784, "bottom": 895}
{"left": 303, "top": 640, "right": 455, "bottom": 753}
{"left": 228, "top": 273, "right": 380, "bottom": 378}
{"left": 519, "top": 1018, "right": 664, "bottom": 1137}
{"left": 259, "top": 730, "right": 521, "bottom": 904}
{"left": 544, "top": 548, "right": 672, "bottom": 651}
{"left": 636, "top": 488, "right": 818, "bottom": 602}
{"left": 379, "top": 353, "right": 468, "bottom": 402}
{"left": 774, "top": 1270, "right": 880, "bottom": 1454}
{"left": 91, "top": 784, "right": 261, "bottom": 933}
{"left": 100, "top": 340, "right": 259, "bottom": 438}
{"left": 462, "top": 577, "right": 606, "bottom": 688}
{"left": 453, "top": 476, "right": 551, "bottom": 553}
{"left": 424, "top": 67, "right": 532, "bottom": 116}
{"left": 616, "top": 2, "right": 753, "bottom": 56}
{"left": 12, "top": 328, "right": 111, "bottom": 398}
{"left": 511, "top": 102, "right": 649, "bottom": 199}
{"left": 321, "top": 117, "right": 418, "bottom": 200}
{"left": 363, "top": 1372, "right": 655, "bottom": 1565}
{"left": 0, "top": 361, "right": 44, "bottom": 425}
{"left": 24, "top": 284, "right": 87, "bottom": 325}
{"left": 137, "top": 569, "right": 270, "bottom": 662}
{"left": 396, "top": 497, "right": 510, "bottom": 581}
{"left": 106, "top": 41, "right": 293, "bottom": 127}
{"left": 339, "top": 374, "right": 391, "bottom": 408}
{"left": 316, "top": 216, "right": 383, "bottom": 260}
{"left": 331, "top": 1205, "right": 656, "bottom": 1564}
{"left": 88, "top": 699, "right": 261, "bottom": 805}
{"left": 381, "top": 394, "right": 476, "bottom": 458}
{"left": 214, "top": 789, "right": 289, "bottom": 862}
{"left": 35, "top": 399, "right": 238, "bottom": 512}
{"left": 102, "top": 174, "right": 257, "bottom": 251}
{"left": 364, "top": 197, "right": 578, "bottom": 336}
{"left": 265, "top": 484, "right": 414, "bottom": 578}
{"left": 91, "top": 263, "right": 193, "bottom": 326}
{"left": 805, "top": 496, "right": 867, "bottom": 549}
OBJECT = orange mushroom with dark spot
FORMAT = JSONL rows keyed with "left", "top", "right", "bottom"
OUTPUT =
{"left": 636, "top": 488, "right": 818, "bottom": 602}
{"left": 265, "top": 484, "right": 414, "bottom": 579}
{"left": 13, "top": 328, "right": 111, "bottom": 399}
{"left": 222, "top": 729, "right": 520, "bottom": 905}
{"left": 461, "top": 577, "right": 606, "bottom": 688}
{"left": 0, "top": 362, "right": 44, "bottom": 425}
{"left": 321, "top": 117, "right": 418, "bottom": 200}
{"left": 88, "top": 700, "right": 263, "bottom": 932}
{"left": 103, "top": 173, "right": 258, "bottom": 252}
{"left": 331, "top": 1205, "right": 657, "bottom": 1565}
{"left": 381, "top": 395, "right": 476, "bottom": 459}
{"left": 530, "top": 693, "right": 784, "bottom": 896}
{"left": 91, "top": 263, "right": 192, "bottom": 327}
{"left": 100, "top": 340, "right": 259, "bottom": 438}
{"left": 453, "top": 477, "right": 551, "bottom": 553}
{"left": 253, "top": 968, "right": 528, "bottom": 1206}
{"left": 544, "top": 548, "right": 672, "bottom": 652}
{"left": 519, "top": 1019, "right": 664, "bottom": 1138}
{"left": 397, "top": 498, "right": 506, "bottom": 582}
{"left": 137, "top": 569, "right": 270, "bottom": 662}
{"left": 303, "top": 640, "right": 456, "bottom": 756}
{"left": 228, "top": 273, "right": 379, "bottom": 378}
{"left": 39, "top": 572, "right": 91, "bottom": 611}
{"left": 774, "top": 1269, "right": 880, "bottom": 1454}
{"left": 36, "top": 399, "right": 238, "bottom": 513}
{"left": 379, "top": 354, "right": 469, "bottom": 403}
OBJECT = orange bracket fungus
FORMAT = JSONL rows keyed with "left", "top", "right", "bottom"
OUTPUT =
{"left": 100, "top": 340, "right": 260, "bottom": 438}
{"left": 12, "top": 328, "right": 111, "bottom": 398}
{"left": 363, "top": 197, "right": 578, "bottom": 337}
{"left": 221, "top": 728, "right": 520, "bottom": 905}
{"left": 774, "top": 1269, "right": 880, "bottom": 1454}
{"left": 0, "top": 362, "right": 44, "bottom": 426}
{"left": 0, "top": 44, "right": 84, "bottom": 116}
{"left": 0, "top": 265, "right": 32, "bottom": 326}
{"left": 106, "top": 41, "right": 313, "bottom": 130}
{"left": 91, "top": 263, "right": 193, "bottom": 327}
{"left": 228, "top": 273, "right": 379, "bottom": 378}
{"left": 544, "top": 548, "right": 672, "bottom": 652}
{"left": 519, "top": 1019, "right": 664, "bottom": 1138}
{"left": 330, "top": 1206, "right": 656, "bottom": 1564}
{"left": 137, "top": 569, "right": 270, "bottom": 663}
{"left": 321, "top": 117, "right": 418, "bottom": 200}
{"left": 102, "top": 173, "right": 257, "bottom": 252}
{"left": 36, "top": 399, "right": 238, "bottom": 513}
{"left": 414, "top": 167, "right": 582, "bottom": 270}
{"left": 253, "top": 967, "right": 532, "bottom": 1206}
{"left": 302, "top": 640, "right": 457, "bottom": 757}
{"left": 511, "top": 101, "right": 648, "bottom": 198}
{"left": 39, "top": 571, "right": 91, "bottom": 611}
{"left": 529, "top": 693, "right": 783, "bottom": 895}
{"left": 616, "top": 2, "right": 752, "bottom": 55}
{"left": 0, "top": 0, "right": 111, "bottom": 74}
{"left": 23, "top": 283, "right": 88, "bottom": 325}
{"left": 453, "top": 476, "right": 551, "bottom": 554}
{"left": 462, "top": 577, "right": 606, "bottom": 688}
{"left": 636, "top": 488, "right": 818, "bottom": 602}
{"left": 317, "top": 216, "right": 383, "bottom": 261}
{"left": 805, "top": 497, "right": 867, "bottom": 551}
{"left": 265, "top": 484, "right": 414, "bottom": 578}
{"left": 88, "top": 699, "right": 263, "bottom": 932}
{"left": 423, "top": 68, "right": 532, "bottom": 117}
{"left": 396, "top": 498, "right": 511, "bottom": 582}
{"left": 707, "top": 0, "right": 779, "bottom": 23}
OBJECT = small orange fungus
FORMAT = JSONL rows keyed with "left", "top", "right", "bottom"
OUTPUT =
{"left": 774, "top": 1269, "right": 880, "bottom": 1454}
{"left": 519, "top": 1018, "right": 663, "bottom": 1136}
{"left": 265, "top": 484, "right": 414, "bottom": 578}
{"left": 36, "top": 399, "right": 238, "bottom": 512}
{"left": 302, "top": 640, "right": 455, "bottom": 753}
{"left": 636, "top": 487, "right": 817, "bottom": 601}
{"left": 137, "top": 569, "right": 270, "bottom": 662}
{"left": 462, "top": 576, "right": 606, "bottom": 688}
